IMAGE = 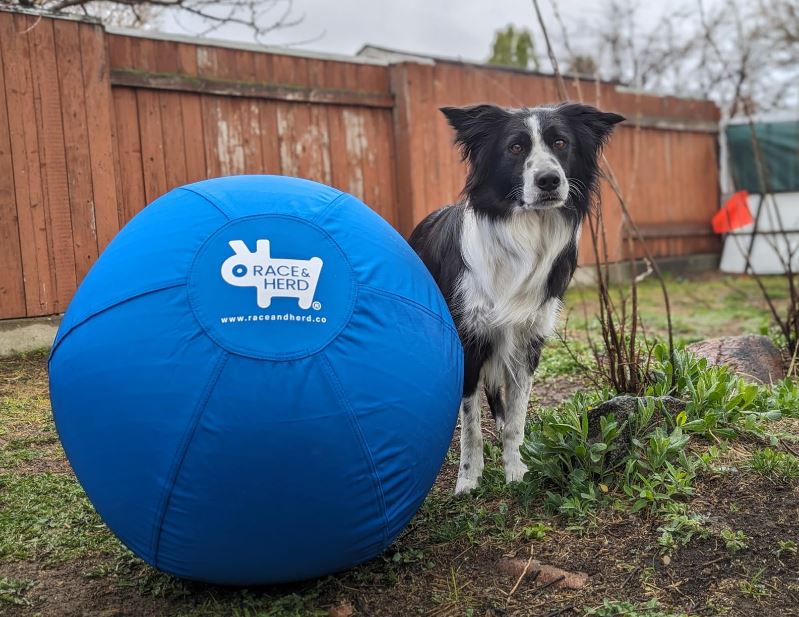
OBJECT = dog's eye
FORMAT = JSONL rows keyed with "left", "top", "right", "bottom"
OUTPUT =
{"left": 508, "top": 143, "right": 523, "bottom": 155}
{"left": 553, "top": 139, "right": 567, "bottom": 150}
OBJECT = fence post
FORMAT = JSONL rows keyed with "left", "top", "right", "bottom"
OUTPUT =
{"left": 389, "top": 61, "right": 438, "bottom": 237}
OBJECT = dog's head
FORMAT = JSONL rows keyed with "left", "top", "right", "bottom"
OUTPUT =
{"left": 441, "top": 103, "right": 624, "bottom": 219}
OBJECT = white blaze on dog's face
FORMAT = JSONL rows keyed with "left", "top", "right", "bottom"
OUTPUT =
{"left": 520, "top": 113, "right": 569, "bottom": 209}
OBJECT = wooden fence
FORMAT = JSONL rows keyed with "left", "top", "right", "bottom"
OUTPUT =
{"left": 0, "top": 8, "right": 721, "bottom": 320}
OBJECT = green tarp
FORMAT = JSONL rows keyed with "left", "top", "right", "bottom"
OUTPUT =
{"left": 726, "top": 120, "right": 799, "bottom": 194}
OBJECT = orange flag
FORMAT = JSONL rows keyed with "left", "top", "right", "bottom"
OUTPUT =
{"left": 712, "top": 191, "right": 753, "bottom": 233}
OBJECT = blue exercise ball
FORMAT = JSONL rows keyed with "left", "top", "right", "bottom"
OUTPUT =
{"left": 49, "top": 176, "right": 462, "bottom": 585}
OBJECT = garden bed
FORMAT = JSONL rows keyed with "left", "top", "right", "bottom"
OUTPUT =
{"left": 1, "top": 273, "right": 797, "bottom": 617}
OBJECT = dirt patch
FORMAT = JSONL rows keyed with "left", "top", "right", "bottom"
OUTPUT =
{"left": 0, "top": 558, "right": 176, "bottom": 617}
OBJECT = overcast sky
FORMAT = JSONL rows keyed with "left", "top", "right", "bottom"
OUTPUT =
{"left": 157, "top": 0, "right": 710, "bottom": 63}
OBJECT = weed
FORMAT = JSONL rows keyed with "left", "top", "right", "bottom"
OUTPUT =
{"left": 775, "top": 539, "right": 798, "bottom": 557}
{"left": 746, "top": 448, "right": 799, "bottom": 482}
{"left": 522, "top": 394, "right": 696, "bottom": 518}
{"left": 649, "top": 346, "right": 781, "bottom": 440}
{"left": 770, "top": 378, "right": 799, "bottom": 416}
{"left": 584, "top": 597, "right": 693, "bottom": 616}
{"left": 521, "top": 522, "right": 551, "bottom": 540}
{"left": 739, "top": 568, "right": 770, "bottom": 599}
{"left": 178, "top": 590, "right": 328, "bottom": 617}
{"left": 721, "top": 529, "right": 749, "bottom": 553}
{"left": 0, "top": 576, "right": 34, "bottom": 606}
{"left": 657, "top": 511, "right": 710, "bottom": 554}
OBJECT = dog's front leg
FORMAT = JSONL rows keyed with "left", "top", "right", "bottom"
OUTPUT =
{"left": 455, "top": 393, "right": 484, "bottom": 494}
{"left": 502, "top": 368, "right": 533, "bottom": 483}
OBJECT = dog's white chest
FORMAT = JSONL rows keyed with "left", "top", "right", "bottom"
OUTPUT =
{"left": 456, "top": 209, "right": 573, "bottom": 335}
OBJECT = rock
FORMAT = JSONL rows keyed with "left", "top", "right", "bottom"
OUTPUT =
{"left": 686, "top": 335, "right": 786, "bottom": 384}
{"left": 587, "top": 395, "right": 687, "bottom": 466}
{"left": 497, "top": 557, "right": 588, "bottom": 589}
{"left": 328, "top": 602, "right": 354, "bottom": 617}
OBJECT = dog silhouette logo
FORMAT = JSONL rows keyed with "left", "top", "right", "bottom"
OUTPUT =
{"left": 220, "top": 239, "right": 323, "bottom": 309}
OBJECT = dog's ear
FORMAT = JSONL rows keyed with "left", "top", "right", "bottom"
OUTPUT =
{"left": 557, "top": 103, "right": 625, "bottom": 149}
{"left": 440, "top": 105, "right": 511, "bottom": 162}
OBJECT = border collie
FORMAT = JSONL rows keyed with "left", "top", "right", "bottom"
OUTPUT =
{"left": 409, "top": 103, "right": 624, "bottom": 494}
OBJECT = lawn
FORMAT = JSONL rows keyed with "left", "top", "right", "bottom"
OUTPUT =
{"left": 1, "top": 272, "right": 798, "bottom": 617}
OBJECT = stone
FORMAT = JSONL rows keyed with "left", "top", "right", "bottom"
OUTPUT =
{"left": 497, "top": 557, "right": 588, "bottom": 589}
{"left": 686, "top": 335, "right": 786, "bottom": 384}
{"left": 587, "top": 395, "right": 687, "bottom": 466}
{"left": 328, "top": 602, "right": 354, "bottom": 617}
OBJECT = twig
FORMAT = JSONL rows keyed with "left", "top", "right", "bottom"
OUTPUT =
{"left": 545, "top": 606, "right": 575, "bottom": 617}
{"left": 621, "top": 565, "right": 640, "bottom": 588}
{"left": 780, "top": 439, "right": 799, "bottom": 458}
{"left": 700, "top": 555, "right": 730, "bottom": 568}
{"left": 531, "top": 575, "right": 566, "bottom": 599}
{"left": 531, "top": 0, "right": 674, "bottom": 395}
{"left": 507, "top": 545, "right": 536, "bottom": 601}
{"left": 788, "top": 337, "right": 799, "bottom": 377}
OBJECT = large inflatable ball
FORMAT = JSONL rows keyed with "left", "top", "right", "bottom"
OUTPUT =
{"left": 49, "top": 176, "right": 463, "bottom": 585}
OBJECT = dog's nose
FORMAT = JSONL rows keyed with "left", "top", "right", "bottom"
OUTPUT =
{"left": 535, "top": 172, "right": 561, "bottom": 191}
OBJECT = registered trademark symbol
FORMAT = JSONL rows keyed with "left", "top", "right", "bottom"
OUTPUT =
{"left": 312, "top": 301, "right": 322, "bottom": 311}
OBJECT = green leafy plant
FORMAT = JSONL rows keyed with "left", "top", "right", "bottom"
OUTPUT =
{"left": 649, "top": 345, "right": 781, "bottom": 439}
{"left": 721, "top": 529, "right": 749, "bottom": 553}
{"left": 585, "top": 597, "right": 692, "bottom": 617}
{"left": 775, "top": 539, "right": 798, "bottom": 557}
{"left": 521, "top": 522, "right": 551, "bottom": 540}
{"left": 770, "top": 378, "right": 799, "bottom": 416}
{"left": 522, "top": 393, "right": 697, "bottom": 517}
{"left": 0, "top": 577, "right": 33, "bottom": 607}
{"left": 623, "top": 423, "right": 696, "bottom": 514}
{"left": 739, "top": 568, "right": 770, "bottom": 599}
{"left": 521, "top": 393, "right": 622, "bottom": 518}
{"left": 657, "top": 511, "right": 710, "bottom": 554}
{"left": 521, "top": 346, "right": 793, "bottom": 521}
{"left": 747, "top": 448, "right": 799, "bottom": 483}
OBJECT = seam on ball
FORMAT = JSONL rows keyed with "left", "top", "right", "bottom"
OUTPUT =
{"left": 150, "top": 351, "right": 230, "bottom": 568}
{"left": 358, "top": 285, "right": 460, "bottom": 340}
{"left": 310, "top": 192, "right": 349, "bottom": 225}
{"left": 49, "top": 280, "right": 187, "bottom": 361}
{"left": 178, "top": 186, "right": 234, "bottom": 220}
{"left": 319, "top": 351, "right": 390, "bottom": 548}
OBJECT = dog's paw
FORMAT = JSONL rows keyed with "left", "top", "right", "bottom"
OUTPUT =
{"left": 504, "top": 462, "right": 528, "bottom": 484}
{"left": 454, "top": 475, "right": 480, "bottom": 495}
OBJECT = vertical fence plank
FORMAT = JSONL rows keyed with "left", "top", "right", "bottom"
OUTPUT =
{"left": 113, "top": 88, "right": 147, "bottom": 222}
{"left": 159, "top": 91, "right": 188, "bottom": 189}
{"left": 0, "top": 16, "right": 26, "bottom": 318}
{"left": 80, "top": 22, "right": 121, "bottom": 250}
{"left": 174, "top": 44, "right": 206, "bottom": 184}
{"left": 137, "top": 89, "right": 168, "bottom": 203}
{"left": 54, "top": 19, "right": 99, "bottom": 283}
{"left": 30, "top": 15, "right": 80, "bottom": 313}
{"left": 2, "top": 13, "right": 49, "bottom": 316}
{"left": 153, "top": 40, "right": 188, "bottom": 190}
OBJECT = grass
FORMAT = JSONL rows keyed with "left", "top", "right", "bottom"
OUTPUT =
{"left": 0, "top": 473, "right": 122, "bottom": 564}
{"left": 584, "top": 598, "right": 696, "bottom": 617}
{"left": 0, "top": 576, "right": 34, "bottom": 607}
{"left": 565, "top": 273, "right": 789, "bottom": 344}
{"left": 1, "top": 274, "right": 798, "bottom": 616}
{"left": 746, "top": 447, "right": 799, "bottom": 482}
{"left": 738, "top": 569, "right": 770, "bottom": 600}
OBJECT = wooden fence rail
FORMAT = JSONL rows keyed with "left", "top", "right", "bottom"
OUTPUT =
{"left": 0, "top": 8, "right": 721, "bottom": 320}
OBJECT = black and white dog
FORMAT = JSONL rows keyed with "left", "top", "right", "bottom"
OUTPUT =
{"left": 409, "top": 103, "right": 624, "bottom": 494}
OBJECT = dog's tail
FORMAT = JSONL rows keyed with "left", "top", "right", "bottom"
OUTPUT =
{"left": 484, "top": 384, "right": 505, "bottom": 430}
